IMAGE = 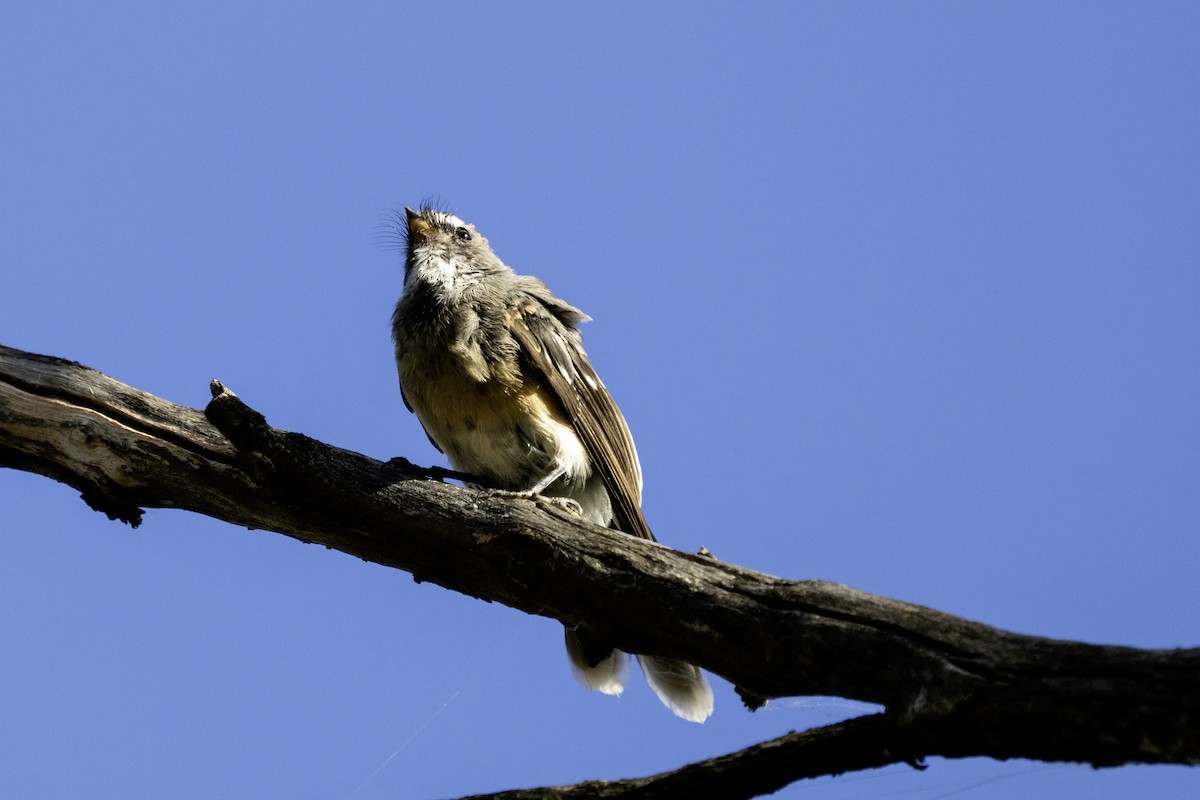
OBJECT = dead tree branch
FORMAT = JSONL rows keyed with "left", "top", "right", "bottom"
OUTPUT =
{"left": 1, "top": 343, "right": 1196, "bottom": 798}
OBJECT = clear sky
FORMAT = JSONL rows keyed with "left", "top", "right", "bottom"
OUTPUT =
{"left": 2, "top": 3, "right": 1197, "bottom": 798}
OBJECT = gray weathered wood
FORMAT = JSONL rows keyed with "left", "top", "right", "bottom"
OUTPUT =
{"left": 1, "top": 343, "right": 1197, "bottom": 798}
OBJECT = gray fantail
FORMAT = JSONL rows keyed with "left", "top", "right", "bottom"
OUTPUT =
{"left": 390, "top": 205, "right": 713, "bottom": 722}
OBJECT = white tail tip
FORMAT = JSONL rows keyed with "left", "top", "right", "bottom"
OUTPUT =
{"left": 637, "top": 655, "right": 714, "bottom": 723}
{"left": 565, "top": 627, "right": 628, "bottom": 696}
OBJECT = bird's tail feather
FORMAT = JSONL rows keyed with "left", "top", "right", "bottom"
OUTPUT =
{"left": 636, "top": 654, "right": 714, "bottom": 723}
{"left": 564, "top": 627, "right": 628, "bottom": 696}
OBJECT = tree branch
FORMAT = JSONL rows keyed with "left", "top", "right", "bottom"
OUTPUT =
{"left": 2, "top": 343, "right": 1197, "bottom": 798}
{"left": 457, "top": 714, "right": 915, "bottom": 800}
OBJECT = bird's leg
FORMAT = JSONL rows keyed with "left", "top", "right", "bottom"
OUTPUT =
{"left": 525, "top": 465, "right": 567, "bottom": 495}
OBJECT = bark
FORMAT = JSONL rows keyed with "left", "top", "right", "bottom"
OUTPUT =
{"left": 1, "top": 343, "right": 1197, "bottom": 798}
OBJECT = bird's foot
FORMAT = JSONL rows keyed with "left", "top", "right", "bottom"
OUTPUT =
{"left": 485, "top": 487, "right": 583, "bottom": 516}
{"left": 537, "top": 495, "right": 584, "bottom": 516}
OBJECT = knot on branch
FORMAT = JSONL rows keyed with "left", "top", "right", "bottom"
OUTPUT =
{"left": 206, "top": 380, "right": 271, "bottom": 454}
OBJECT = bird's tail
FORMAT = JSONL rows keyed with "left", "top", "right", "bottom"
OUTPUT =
{"left": 564, "top": 627, "right": 713, "bottom": 723}
{"left": 636, "top": 654, "right": 714, "bottom": 723}
{"left": 564, "top": 627, "right": 628, "bottom": 696}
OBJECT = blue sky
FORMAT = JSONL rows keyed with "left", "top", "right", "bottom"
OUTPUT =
{"left": 2, "top": 3, "right": 1197, "bottom": 798}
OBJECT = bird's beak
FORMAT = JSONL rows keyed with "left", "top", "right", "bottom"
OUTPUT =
{"left": 405, "top": 206, "right": 433, "bottom": 238}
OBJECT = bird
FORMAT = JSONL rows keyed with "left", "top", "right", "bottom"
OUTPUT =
{"left": 390, "top": 204, "right": 713, "bottom": 723}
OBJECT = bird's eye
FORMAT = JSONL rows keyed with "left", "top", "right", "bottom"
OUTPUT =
{"left": 454, "top": 227, "right": 472, "bottom": 241}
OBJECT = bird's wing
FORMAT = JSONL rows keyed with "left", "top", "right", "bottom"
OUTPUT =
{"left": 508, "top": 283, "right": 654, "bottom": 542}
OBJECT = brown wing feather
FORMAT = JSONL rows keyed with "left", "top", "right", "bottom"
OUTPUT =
{"left": 509, "top": 296, "right": 654, "bottom": 542}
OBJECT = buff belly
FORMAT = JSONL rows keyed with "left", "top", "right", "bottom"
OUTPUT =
{"left": 399, "top": 354, "right": 612, "bottom": 526}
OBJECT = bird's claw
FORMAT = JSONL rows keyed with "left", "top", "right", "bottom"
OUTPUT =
{"left": 485, "top": 488, "right": 582, "bottom": 516}
{"left": 536, "top": 495, "right": 583, "bottom": 516}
